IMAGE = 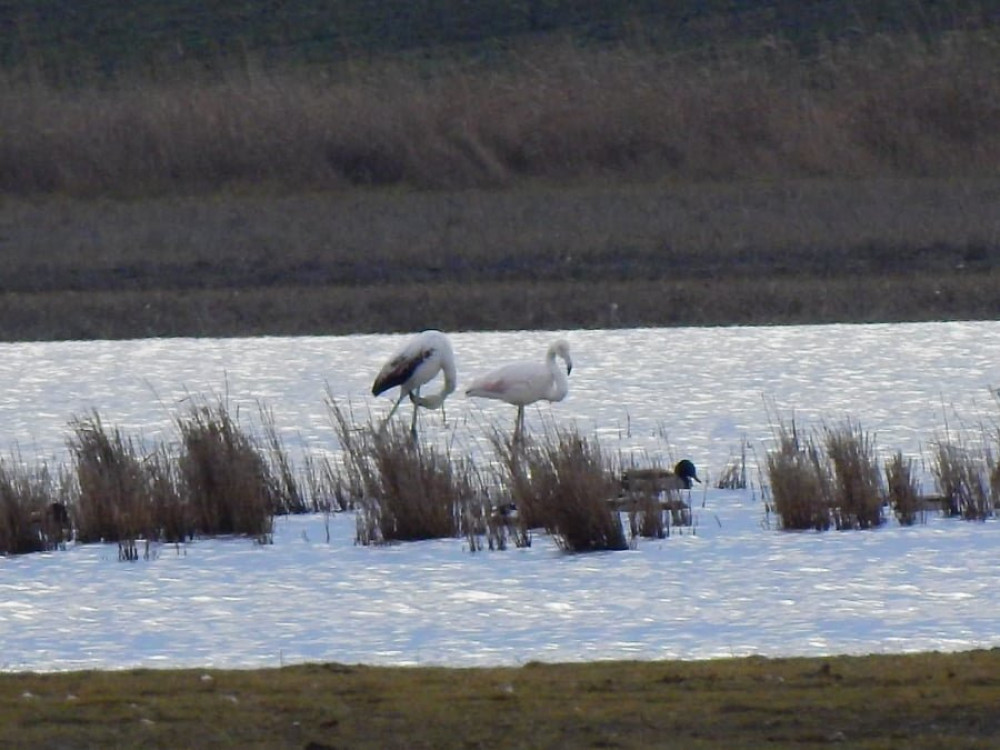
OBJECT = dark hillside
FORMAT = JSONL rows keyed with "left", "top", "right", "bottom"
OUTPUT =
{"left": 0, "top": 0, "right": 998, "bottom": 339}
{"left": 3, "top": 0, "right": 992, "bottom": 81}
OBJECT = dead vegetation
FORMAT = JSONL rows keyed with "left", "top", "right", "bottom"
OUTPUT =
{"left": 3, "top": 32, "right": 999, "bottom": 197}
{"left": 5, "top": 394, "right": 1000, "bottom": 557}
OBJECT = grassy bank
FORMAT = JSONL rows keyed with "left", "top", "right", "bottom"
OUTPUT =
{"left": 3, "top": 651, "right": 1000, "bottom": 748}
{"left": 1, "top": 7, "right": 998, "bottom": 340}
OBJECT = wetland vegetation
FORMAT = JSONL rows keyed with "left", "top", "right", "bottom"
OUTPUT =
{"left": 3, "top": 2, "right": 1000, "bottom": 745}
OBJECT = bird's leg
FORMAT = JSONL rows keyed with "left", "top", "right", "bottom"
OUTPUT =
{"left": 381, "top": 392, "right": 407, "bottom": 433}
{"left": 410, "top": 387, "right": 421, "bottom": 439}
{"left": 514, "top": 405, "right": 525, "bottom": 445}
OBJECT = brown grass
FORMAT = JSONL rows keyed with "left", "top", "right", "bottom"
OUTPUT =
{"left": 766, "top": 419, "right": 891, "bottom": 531}
{"left": 176, "top": 402, "right": 280, "bottom": 542}
{"left": 0, "top": 456, "right": 66, "bottom": 555}
{"left": 329, "top": 400, "right": 474, "bottom": 544}
{"left": 930, "top": 439, "right": 995, "bottom": 520}
{"left": 765, "top": 419, "right": 833, "bottom": 531}
{"left": 2, "top": 33, "right": 999, "bottom": 197}
{"left": 884, "top": 451, "right": 925, "bottom": 525}
{"left": 533, "top": 428, "right": 626, "bottom": 553}
{"left": 68, "top": 412, "right": 160, "bottom": 545}
{"left": 824, "top": 421, "right": 884, "bottom": 530}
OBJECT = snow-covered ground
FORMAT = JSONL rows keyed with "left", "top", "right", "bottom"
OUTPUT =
{"left": 2, "top": 322, "right": 1000, "bottom": 672}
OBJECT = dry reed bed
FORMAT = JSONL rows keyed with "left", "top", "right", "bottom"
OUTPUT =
{"left": 4, "top": 397, "right": 1000, "bottom": 558}
{"left": 2, "top": 32, "right": 999, "bottom": 197}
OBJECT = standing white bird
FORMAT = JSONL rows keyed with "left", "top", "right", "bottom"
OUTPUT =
{"left": 371, "top": 330, "right": 457, "bottom": 437}
{"left": 465, "top": 339, "right": 572, "bottom": 441}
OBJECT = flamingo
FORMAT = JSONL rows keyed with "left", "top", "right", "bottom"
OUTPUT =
{"left": 371, "top": 330, "right": 457, "bottom": 437}
{"left": 465, "top": 339, "right": 572, "bottom": 441}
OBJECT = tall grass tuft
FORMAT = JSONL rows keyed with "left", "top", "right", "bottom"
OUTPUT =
{"left": 824, "top": 421, "right": 884, "bottom": 530}
{"left": 884, "top": 451, "right": 923, "bottom": 525}
{"left": 0, "top": 457, "right": 65, "bottom": 555}
{"left": 258, "top": 404, "right": 308, "bottom": 514}
{"left": 176, "top": 403, "right": 277, "bottom": 542}
{"left": 329, "top": 401, "right": 471, "bottom": 544}
{"left": 717, "top": 438, "right": 749, "bottom": 490}
{"left": 68, "top": 413, "right": 156, "bottom": 544}
{"left": 486, "top": 428, "right": 558, "bottom": 533}
{"left": 765, "top": 419, "right": 832, "bottom": 531}
{"left": 930, "top": 440, "right": 994, "bottom": 520}
{"left": 766, "top": 418, "right": 888, "bottom": 530}
{"left": 493, "top": 426, "right": 626, "bottom": 553}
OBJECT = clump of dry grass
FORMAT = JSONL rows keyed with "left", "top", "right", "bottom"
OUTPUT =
{"left": 68, "top": 412, "right": 159, "bottom": 544}
{"left": 540, "top": 429, "right": 626, "bottom": 552}
{"left": 930, "top": 440, "right": 994, "bottom": 520}
{"left": 329, "top": 400, "right": 473, "bottom": 544}
{"left": 766, "top": 418, "right": 888, "bottom": 531}
{"left": 486, "top": 428, "right": 557, "bottom": 534}
{"left": 824, "top": 421, "right": 884, "bottom": 530}
{"left": 0, "top": 456, "right": 66, "bottom": 555}
{"left": 144, "top": 445, "right": 189, "bottom": 543}
{"left": 884, "top": 451, "right": 925, "bottom": 525}
{"left": 717, "top": 439, "right": 749, "bottom": 490}
{"left": 489, "top": 425, "right": 625, "bottom": 553}
{"left": 176, "top": 402, "right": 280, "bottom": 542}
{"left": 765, "top": 420, "right": 833, "bottom": 531}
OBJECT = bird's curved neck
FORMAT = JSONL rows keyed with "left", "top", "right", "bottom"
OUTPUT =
{"left": 411, "top": 356, "right": 457, "bottom": 409}
{"left": 547, "top": 352, "right": 569, "bottom": 399}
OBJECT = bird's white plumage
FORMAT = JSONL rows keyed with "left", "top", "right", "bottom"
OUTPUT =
{"left": 466, "top": 339, "right": 572, "bottom": 439}
{"left": 372, "top": 330, "right": 457, "bottom": 435}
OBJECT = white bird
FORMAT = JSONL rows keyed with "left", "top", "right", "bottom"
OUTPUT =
{"left": 465, "top": 339, "right": 572, "bottom": 441}
{"left": 371, "top": 330, "right": 457, "bottom": 437}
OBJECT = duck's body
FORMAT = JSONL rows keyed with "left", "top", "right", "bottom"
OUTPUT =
{"left": 621, "top": 459, "right": 701, "bottom": 494}
{"left": 466, "top": 339, "right": 572, "bottom": 440}
{"left": 372, "top": 329, "right": 457, "bottom": 436}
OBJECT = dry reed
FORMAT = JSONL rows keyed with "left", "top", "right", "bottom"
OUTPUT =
{"left": 930, "top": 440, "right": 995, "bottom": 520}
{"left": 884, "top": 451, "right": 924, "bottom": 525}
{"left": 2, "top": 33, "right": 999, "bottom": 197}
{"left": 0, "top": 457, "right": 66, "bottom": 555}
{"left": 328, "top": 400, "right": 474, "bottom": 544}
{"left": 824, "top": 421, "right": 884, "bottom": 530}
{"left": 765, "top": 420, "right": 833, "bottom": 531}
{"left": 176, "top": 402, "right": 279, "bottom": 542}
{"left": 68, "top": 413, "right": 158, "bottom": 544}
{"left": 490, "top": 426, "right": 626, "bottom": 553}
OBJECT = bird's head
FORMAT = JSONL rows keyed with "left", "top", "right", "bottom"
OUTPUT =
{"left": 674, "top": 459, "right": 700, "bottom": 489}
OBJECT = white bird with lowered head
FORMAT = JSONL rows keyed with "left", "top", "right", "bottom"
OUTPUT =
{"left": 465, "top": 339, "right": 572, "bottom": 441}
{"left": 371, "top": 329, "right": 457, "bottom": 437}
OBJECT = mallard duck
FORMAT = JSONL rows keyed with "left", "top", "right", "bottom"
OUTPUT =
{"left": 621, "top": 459, "right": 701, "bottom": 493}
